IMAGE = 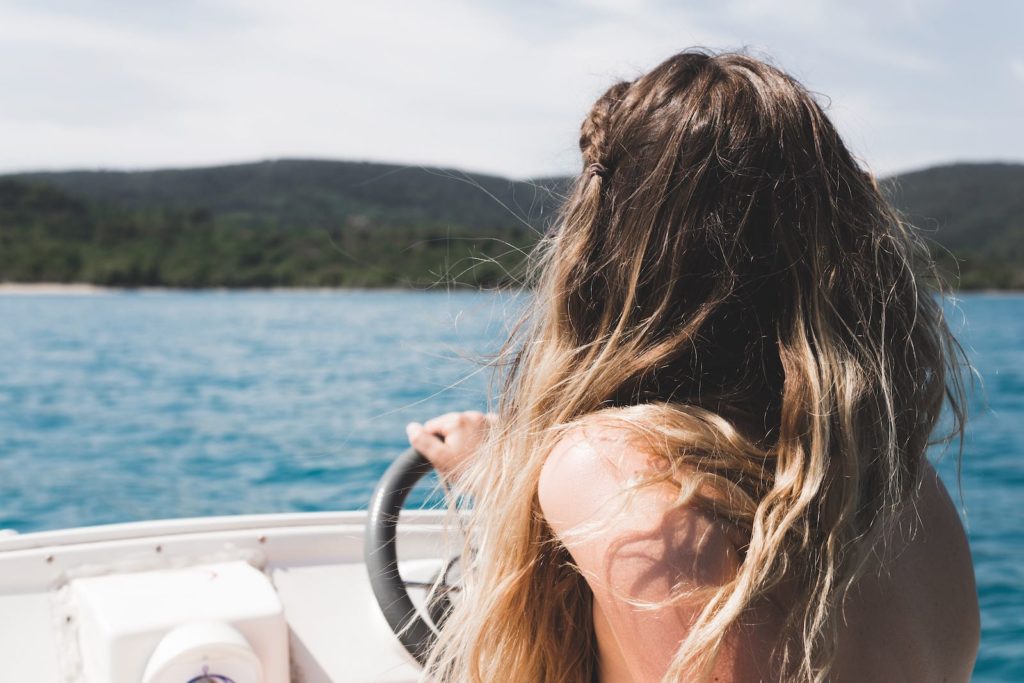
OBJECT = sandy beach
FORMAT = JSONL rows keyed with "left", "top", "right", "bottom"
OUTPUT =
{"left": 0, "top": 283, "right": 454, "bottom": 295}
{"left": 0, "top": 282, "right": 113, "bottom": 295}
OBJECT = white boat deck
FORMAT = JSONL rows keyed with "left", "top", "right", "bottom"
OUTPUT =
{"left": 0, "top": 510, "right": 452, "bottom": 682}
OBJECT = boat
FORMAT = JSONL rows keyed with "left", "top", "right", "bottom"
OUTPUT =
{"left": 0, "top": 447, "right": 451, "bottom": 682}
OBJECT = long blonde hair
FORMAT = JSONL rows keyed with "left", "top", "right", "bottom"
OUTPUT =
{"left": 426, "top": 50, "right": 967, "bottom": 682}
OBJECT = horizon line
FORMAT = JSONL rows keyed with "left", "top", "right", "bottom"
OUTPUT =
{"left": 2, "top": 154, "right": 1023, "bottom": 183}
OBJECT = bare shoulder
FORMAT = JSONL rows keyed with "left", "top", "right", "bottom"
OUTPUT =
{"left": 833, "top": 458, "right": 980, "bottom": 682}
{"left": 537, "top": 416, "right": 764, "bottom": 681}
{"left": 904, "top": 458, "right": 977, "bottom": 597}
{"left": 907, "top": 459, "right": 980, "bottom": 671}
{"left": 538, "top": 415, "right": 740, "bottom": 580}
{"left": 538, "top": 416, "right": 676, "bottom": 536}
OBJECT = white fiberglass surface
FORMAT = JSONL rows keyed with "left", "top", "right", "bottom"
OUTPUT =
{"left": 0, "top": 510, "right": 450, "bottom": 683}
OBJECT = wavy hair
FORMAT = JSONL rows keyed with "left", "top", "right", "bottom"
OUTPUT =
{"left": 425, "top": 50, "right": 967, "bottom": 682}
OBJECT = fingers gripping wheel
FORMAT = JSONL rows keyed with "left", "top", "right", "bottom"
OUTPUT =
{"left": 365, "top": 447, "right": 453, "bottom": 666}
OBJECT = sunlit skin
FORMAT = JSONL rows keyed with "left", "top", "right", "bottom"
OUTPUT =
{"left": 408, "top": 412, "right": 979, "bottom": 682}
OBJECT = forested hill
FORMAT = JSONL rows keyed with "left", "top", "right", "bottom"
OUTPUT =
{"left": 0, "top": 159, "right": 1021, "bottom": 288}
{"left": 881, "top": 162, "right": 1024, "bottom": 288}
{"left": 13, "top": 159, "right": 568, "bottom": 234}
{"left": 1, "top": 160, "right": 567, "bottom": 287}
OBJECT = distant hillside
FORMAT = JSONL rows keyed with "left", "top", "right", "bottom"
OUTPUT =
{"left": 1, "top": 159, "right": 1021, "bottom": 288}
{"left": 882, "top": 162, "right": 1024, "bottom": 289}
{"left": 2, "top": 160, "right": 567, "bottom": 287}
{"left": 15, "top": 159, "right": 568, "bottom": 234}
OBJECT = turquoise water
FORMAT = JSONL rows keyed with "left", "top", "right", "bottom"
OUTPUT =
{"left": 0, "top": 291, "right": 1019, "bottom": 680}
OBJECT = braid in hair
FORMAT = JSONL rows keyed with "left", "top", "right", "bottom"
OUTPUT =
{"left": 557, "top": 79, "right": 633, "bottom": 247}
{"left": 579, "top": 80, "right": 632, "bottom": 183}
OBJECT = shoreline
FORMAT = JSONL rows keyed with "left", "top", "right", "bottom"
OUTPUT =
{"left": 0, "top": 283, "right": 111, "bottom": 295}
{"left": 0, "top": 282, "right": 515, "bottom": 295}
{"left": 1, "top": 282, "right": 1020, "bottom": 296}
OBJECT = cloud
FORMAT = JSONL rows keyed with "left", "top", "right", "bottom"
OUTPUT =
{"left": 1013, "top": 59, "right": 1024, "bottom": 84}
{"left": 0, "top": 0, "right": 1019, "bottom": 177}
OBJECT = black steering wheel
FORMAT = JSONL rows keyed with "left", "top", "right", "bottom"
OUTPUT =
{"left": 365, "top": 447, "right": 454, "bottom": 665}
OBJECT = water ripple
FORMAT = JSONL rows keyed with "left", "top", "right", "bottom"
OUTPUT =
{"left": 0, "top": 290, "right": 1019, "bottom": 679}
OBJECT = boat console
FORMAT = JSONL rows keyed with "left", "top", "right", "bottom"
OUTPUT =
{"left": 0, "top": 449, "right": 451, "bottom": 683}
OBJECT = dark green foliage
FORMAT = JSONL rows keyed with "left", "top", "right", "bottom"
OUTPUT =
{"left": 882, "top": 162, "right": 1024, "bottom": 289}
{"left": 0, "top": 159, "right": 1020, "bottom": 289}
{"left": 1, "top": 160, "right": 567, "bottom": 288}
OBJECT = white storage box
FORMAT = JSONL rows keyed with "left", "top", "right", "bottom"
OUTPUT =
{"left": 67, "top": 560, "right": 288, "bottom": 683}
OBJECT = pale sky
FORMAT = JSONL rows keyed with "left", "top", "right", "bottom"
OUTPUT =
{"left": 1, "top": 0, "right": 1022, "bottom": 179}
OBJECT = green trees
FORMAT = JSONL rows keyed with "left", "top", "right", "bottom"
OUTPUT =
{"left": 883, "top": 162, "right": 1024, "bottom": 289}
{"left": 0, "top": 161, "right": 549, "bottom": 288}
{"left": 0, "top": 159, "right": 1020, "bottom": 289}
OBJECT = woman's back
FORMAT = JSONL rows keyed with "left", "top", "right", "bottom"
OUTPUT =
{"left": 539, "top": 422, "right": 979, "bottom": 682}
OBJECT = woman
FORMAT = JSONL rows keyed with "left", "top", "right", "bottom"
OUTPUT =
{"left": 406, "top": 50, "right": 979, "bottom": 682}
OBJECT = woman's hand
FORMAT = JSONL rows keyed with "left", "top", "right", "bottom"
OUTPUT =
{"left": 405, "top": 410, "right": 495, "bottom": 480}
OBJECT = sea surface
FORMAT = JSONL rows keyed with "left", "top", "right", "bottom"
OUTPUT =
{"left": 0, "top": 290, "right": 1020, "bottom": 680}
